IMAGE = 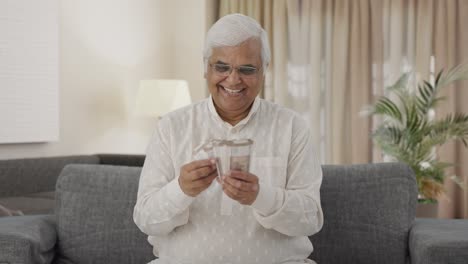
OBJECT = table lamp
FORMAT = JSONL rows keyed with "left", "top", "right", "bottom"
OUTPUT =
{"left": 135, "top": 79, "right": 192, "bottom": 117}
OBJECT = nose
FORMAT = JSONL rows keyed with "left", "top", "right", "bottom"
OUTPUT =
{"left": 225, "top": 67, "right": 242, "bottom": 84}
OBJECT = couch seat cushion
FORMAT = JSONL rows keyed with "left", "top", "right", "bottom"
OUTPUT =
{"left": 0, "top": 191, "right": 55, "bottom": 216}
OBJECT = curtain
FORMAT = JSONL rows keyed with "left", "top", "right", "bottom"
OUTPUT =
{"left": 431, "top": 0, "right": 468, "bottom": 218}
{"left": 216, "top": 0, "right": 468, "bottom": 218}
{"left": 219, "top": 0, "right": 373, "bottom": 164}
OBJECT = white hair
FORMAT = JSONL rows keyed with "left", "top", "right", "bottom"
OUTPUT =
{"left": 203, "top": 13, "right": 271, "bottom": 74}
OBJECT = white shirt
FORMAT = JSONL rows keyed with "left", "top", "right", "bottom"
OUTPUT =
{"left": 134, "top": 97, "right": 323, "bottom": 264}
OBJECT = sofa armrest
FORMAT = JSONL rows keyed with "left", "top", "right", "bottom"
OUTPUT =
{"left": 0, "top": 215, "right": 57, "bottom": 264}
{"left": 409, "top": 218, "right": 468, "bottom": 264}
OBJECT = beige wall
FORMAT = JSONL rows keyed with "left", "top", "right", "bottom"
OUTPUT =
{"left": 0, "top": 0, "right": 208, "bottom": 159}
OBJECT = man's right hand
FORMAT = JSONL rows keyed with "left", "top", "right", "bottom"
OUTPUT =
{"left": 178, "top": 159, "right": 218, "bottom": 197}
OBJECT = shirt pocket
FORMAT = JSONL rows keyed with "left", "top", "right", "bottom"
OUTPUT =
{"left": 251, "top": 156, "right": 288, "bottom": 188}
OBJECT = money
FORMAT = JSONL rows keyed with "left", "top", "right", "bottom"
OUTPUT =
{"left": 230, "top": 155, "right": 250, "bottom": 172}
{"left": 198, "top": 138, "right": 253, "bottom": 182}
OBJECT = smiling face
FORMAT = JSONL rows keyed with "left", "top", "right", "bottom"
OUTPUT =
{"left": 205, "top": 38, "right": 264, "bottom": 124}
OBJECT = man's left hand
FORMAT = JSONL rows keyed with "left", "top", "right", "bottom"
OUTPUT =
{"left": 221, "top": 170, "right": 259, "bottom": 205}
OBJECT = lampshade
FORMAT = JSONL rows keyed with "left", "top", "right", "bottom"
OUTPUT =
{"left": 135, "top": 79, "right": 191, "bottom": 117}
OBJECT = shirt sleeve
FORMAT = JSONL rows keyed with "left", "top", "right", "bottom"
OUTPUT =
{"left": 251, "top": 118, "right": 324, "bottom": 237}
{"left": 133, "top": 118, "right": 194, "bottom": 236}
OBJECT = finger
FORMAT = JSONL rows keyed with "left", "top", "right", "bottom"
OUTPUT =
{"left": 223, "top": 177, "right": 258, "bottom": 195}
{"left": 184, "top": 159, "right": 216, "bottom": 172}
{"left": 228, "top": 170, "right": 258, "bottom": 183}
{"left": 189, "top": 165, "right": 217, "bottom": 180}
{"left": 200, "top": 170, "right": 218, "bottom": 181}
{"left": 222, "top": 186, "right": 238, "bottom": 201}
{"left": 222, "top": 182, "right": 244, "bottom": 199}
{"left": 192, "top": 172, "right": 217, "bottom": 188}
{"left": 222, "top": 183, "right": 251, "bottom": 204}
{"left": 223, "top": 175, "right": 258, "bottom": 192}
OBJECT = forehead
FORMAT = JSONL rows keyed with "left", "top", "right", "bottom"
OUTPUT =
{"left": 210, "top": 38, "right": 262, "bottom": 65}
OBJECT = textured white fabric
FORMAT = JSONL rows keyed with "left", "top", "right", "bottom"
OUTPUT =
{"left": 134, "top": 96, "right": 323, "bottom": 264}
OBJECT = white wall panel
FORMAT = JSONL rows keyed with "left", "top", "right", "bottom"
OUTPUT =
{"left": 0, "top": 0, "right": 59, "bottom": 143}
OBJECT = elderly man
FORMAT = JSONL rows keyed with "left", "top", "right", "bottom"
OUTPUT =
{"left": 134, "top": 13, "right": 323, "bottom": 264}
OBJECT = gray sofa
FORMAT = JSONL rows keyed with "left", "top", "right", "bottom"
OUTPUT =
{"left": 0, "top": 154, "right": 145, "bottom": 216}
{"left": 1, "top": 160, "right": 468, "bottom": 264}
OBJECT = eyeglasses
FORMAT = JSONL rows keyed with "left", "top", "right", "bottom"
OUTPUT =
{"left": 209, "top": 63, "right": 261, "bottom": 79}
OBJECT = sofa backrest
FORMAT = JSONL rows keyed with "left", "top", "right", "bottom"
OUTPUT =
{"left": 0, "top": 155, "right": 100, "bottom": 197}
{"left": 96, "top": 154, "right": 145, "bottom": 167}
{"left": 54, "top": 162, "right": 417, "bottom": 264}
{"left": 54, "top": 164, "right": 153, "bottom": 264}
{"left": 0, "top": 154, "right": 145, "bottom": 199}
{"left": 310, "top": 163, "right": 417, "bottom": 264}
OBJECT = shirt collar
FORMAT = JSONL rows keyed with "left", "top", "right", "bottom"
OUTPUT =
{"left": 208, "top": 95, "right": 261, "bottom": 129}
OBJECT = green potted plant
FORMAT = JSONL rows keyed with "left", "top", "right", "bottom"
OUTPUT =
{"left": 364, "top": 64, "right": 468, "bottom": 210}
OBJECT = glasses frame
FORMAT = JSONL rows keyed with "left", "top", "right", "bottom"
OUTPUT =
{"left": 209, "top": 63, "right": 262, "bottom": 79}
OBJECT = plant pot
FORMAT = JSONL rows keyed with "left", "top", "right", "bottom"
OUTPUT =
{"left": 416, "top": 202, "right": 438, "bottom": 218}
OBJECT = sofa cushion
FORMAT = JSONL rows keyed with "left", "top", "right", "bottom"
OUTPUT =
{"left": 0, "top": 191, "right": 55, "bottom": 216}
{"left": 0, "top": 155, "right": 100, "bottom": 198}
{"left": 309, "top": 163, "right": 417, "bottom": 264}
{"left": 409, "top": 218, "right": 468, "bottom": 264}
{"left": 0, "top": 215, "right": 56, "bottom": 264}
{"left": 55, "top": 164, "right": 154, "bottom": 264}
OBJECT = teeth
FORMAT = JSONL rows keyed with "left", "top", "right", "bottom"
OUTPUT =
{"left": 224, "top": 87, "right": 243, "bottom": 93}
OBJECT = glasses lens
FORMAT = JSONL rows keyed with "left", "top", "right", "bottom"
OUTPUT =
{"left": 213, "top": 64, "right": 231, "bottom": 75}
{"left": 211, "top": 63, "right": 259, "bottom": 78}
{"left": 238, "top": 66, "right": 257, "bottom": 76}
